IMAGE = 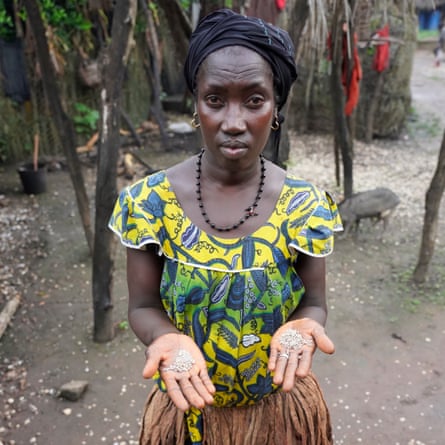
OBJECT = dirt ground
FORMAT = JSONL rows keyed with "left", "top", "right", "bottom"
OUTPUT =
{"left": 1, "top": 48, "right": 445, "bottom": 445}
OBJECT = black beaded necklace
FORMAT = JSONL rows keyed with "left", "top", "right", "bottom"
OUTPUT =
{"left": 195, "top": 149, "right": 266, "bottom": 232}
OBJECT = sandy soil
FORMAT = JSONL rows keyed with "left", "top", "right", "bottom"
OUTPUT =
{"left": 0, "top": 48, "right": 444, "bottom": 445}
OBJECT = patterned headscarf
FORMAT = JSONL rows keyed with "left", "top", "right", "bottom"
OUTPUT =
{"left": 183, "top": 8, "right": 297, "bottom": 112}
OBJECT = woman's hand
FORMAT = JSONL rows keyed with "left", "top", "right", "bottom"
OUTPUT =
{"left": 268, "top": 318, "right": 335, "bottom": 391}
{"left": 143, "top": 333, "right": 215, "bottom": 411}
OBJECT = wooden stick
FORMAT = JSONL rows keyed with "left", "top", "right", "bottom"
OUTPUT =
{"left": 121, "top": 109, "right": 142, "bottom": 146}
{"left": 76, "top": 132, "right": 99, "bottom": 153}
{"left": 123, "top": 150, "right": 156, "bottom": 173}
{"left": 33, "top": 134, "right": 40, "bottom": 171}
{"left": 0, "top": 294, "right": 21, "bottom": 340}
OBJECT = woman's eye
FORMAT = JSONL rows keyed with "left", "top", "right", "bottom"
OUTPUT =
{"left": 206, "top": 95, "right": 223, "bottom": 106}
{"left": 247, "top": 96, "right": 265, "bottom": 107}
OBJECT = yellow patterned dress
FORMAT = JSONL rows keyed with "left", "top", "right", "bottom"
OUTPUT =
{"left": 109, "top": 170, "right": 342, "bottom": 444}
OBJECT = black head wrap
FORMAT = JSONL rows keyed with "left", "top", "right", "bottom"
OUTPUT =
{"left": 183, "top": 8, "right": 298, "bottom": 112}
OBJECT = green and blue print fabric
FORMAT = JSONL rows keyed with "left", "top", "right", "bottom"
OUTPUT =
{"left": 109, "top": 171, "right": 342, "bottom": 443}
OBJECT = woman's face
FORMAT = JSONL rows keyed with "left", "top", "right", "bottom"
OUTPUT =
{"left": 195, "top": 46, "right": 275, "bottom": 166}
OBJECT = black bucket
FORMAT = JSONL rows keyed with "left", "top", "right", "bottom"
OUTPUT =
{"left": 17, "top": 162, "right": 47, "bottom": 195}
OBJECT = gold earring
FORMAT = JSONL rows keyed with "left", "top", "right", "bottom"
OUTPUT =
{"left": 191, "top": 112, "right": 200, "bottom": 128}
{"left": 271, "top": 116, "right": 280, "bottom": 131}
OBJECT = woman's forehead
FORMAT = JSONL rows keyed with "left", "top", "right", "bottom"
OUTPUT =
{"left": 204, "top": 45, "right": 268, "bottom": 63}
{"left": 199, "top": 46, "right": 272, "bottom": 78}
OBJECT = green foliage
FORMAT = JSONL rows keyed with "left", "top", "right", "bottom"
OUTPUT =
{"left": 117, "top": 320, "right": 129, "bottom": 330}
{"left": 40, "top": 0, "right": 92, "bottom": 49}
{"left": 394, "top": 266, "right": 445, "bottom": 313}
{"left": 406, "top": 107, "right": 441, "bottom": 139}
{"left": 0, "top": 0, "right": 92, "bottom": 48}
{"left": 73, "top": 102, "right": 99, "bottom": 135}
{"left": 0, "top": 0, "right": 15, "bottom": 40}
{"left": 0, "top": 97, "right": 33, "bottom": 163}
{"left": 417, "top": 29, "right": 439, "bottom": 41}
{"left": 134, "top": 7, "right": 148, "bottom": 34}
{"left": 178, "top": 0, "right": 234, "bottom": 11}
{"left": 179, "top": 0, "right": 191, "bottom": 9}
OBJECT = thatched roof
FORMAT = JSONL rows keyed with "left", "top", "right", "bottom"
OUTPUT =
{"left": 416, "top": 0, "right": 445, "bottom": 10}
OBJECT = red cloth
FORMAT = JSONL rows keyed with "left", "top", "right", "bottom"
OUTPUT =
{"left": 275, "top": 0, "right": 286, "bottom": 11}
{"left": 326, "top": 31, "right": 362, "bottom": 116}
{"left": 373, "top": 24, "right": 390, "bottom": 72}
{"left": 343, "top": 33, "right": 362, "bottom": 116}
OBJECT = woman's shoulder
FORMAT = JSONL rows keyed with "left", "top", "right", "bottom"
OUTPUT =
{"left": 264, "top": 160, "right": 320, "bottom": 192}
{"left": 282, "top": 171, "right": 325, "bottom": 198}
{"left": 146, "top": 169, "right": 167, "bottom": 183}
{"left": 126, "top": 170, "right": 168, "bottom": 197}
{"left": 125, "top": 154, "right": 195, "bottom": 198}
{"left": 279, "top": 171, "right": 341, "bottom": 225}
{"left": 165, "top": 156, "right": 199, "bottom": 204}
{"left": 256, "top": 160, "right": 329, "bottom": 215}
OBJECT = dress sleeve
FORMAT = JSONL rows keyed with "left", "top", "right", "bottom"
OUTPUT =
{"left": 108, "top": 182, "right": 161, "bottom": 251}
{"left": 288, "top": 190, "right": 343, "bottom": 257}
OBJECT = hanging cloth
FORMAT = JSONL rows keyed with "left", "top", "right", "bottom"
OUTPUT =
{"left": 342, "top": 32, "right": 362, "bottom": 116}
{"left": 326, "top": 30, "right": 362, "bottom": 116}
{"left": 0, "top": 37, "right": 31, "bottom": 104}
{"left": 372, "top": 24, "right": 390, "bottom": 72}
{"left": 275, "top": 0, "right": 286, "bottom": 11}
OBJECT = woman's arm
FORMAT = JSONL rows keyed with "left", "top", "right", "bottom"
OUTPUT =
{"left": 126, "top": 245, "right": 215, "bottom": 410}
{"left": 268, "top": 253, "right": 335, "bottom": 390}
{"left": 126, "top": 245, "right": 179, "bottom": 345}
{"left": 288, "top": 254, "right": 328, "bottom": 326}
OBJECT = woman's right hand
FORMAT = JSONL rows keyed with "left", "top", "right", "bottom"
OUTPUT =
{"left": 143, "top": 333, "right": 215, "bottom": 411}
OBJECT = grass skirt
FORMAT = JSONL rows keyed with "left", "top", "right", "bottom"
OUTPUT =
{"left": 139, "top": 373, "right": 333, "bottom": 445}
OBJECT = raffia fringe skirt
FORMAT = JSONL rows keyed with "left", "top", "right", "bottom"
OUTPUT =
{"left": 139, "top": 373, "right": 333, "bottom": 445}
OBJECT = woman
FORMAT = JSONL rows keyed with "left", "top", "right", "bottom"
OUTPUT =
{"left": 109, "top": 9, "right": 342, "bottom": 445}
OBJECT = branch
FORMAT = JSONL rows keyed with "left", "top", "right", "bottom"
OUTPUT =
{"left": 0, "top": 295, "right": 21, "bottom": 340}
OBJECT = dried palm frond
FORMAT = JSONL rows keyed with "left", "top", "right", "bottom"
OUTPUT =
{"left": 305, "top": 0, "right": 329, "bottom": 49}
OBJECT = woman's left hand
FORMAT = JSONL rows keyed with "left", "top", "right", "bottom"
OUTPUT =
{"left": 268, "top": 318, "right": 335, "bottom": 391}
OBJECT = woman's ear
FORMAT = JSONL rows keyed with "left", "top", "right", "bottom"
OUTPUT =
{"left": 191, "top": 111, "right": 200, "bottom": 129}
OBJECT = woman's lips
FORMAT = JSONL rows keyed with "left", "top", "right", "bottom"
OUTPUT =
{"left": 221, "top": 140, "right": 248, "bottom": 150}
{"left": 220, "top": 144, "right": 248, "bottom": 157}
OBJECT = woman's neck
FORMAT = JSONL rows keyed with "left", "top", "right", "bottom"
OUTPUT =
{"left": 199, "top": 149, "right": 262, "bottom": 187}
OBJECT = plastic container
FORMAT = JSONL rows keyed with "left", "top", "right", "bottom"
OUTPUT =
{"left": 17, "top": 162, "right": 47, "bottom": 194}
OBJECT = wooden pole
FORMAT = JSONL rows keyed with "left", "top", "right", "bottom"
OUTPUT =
{"left": 0, "top": 294, "right": 21, "bottom": 339}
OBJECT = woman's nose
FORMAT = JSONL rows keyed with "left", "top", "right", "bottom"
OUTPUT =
{"left": 221, "top": 105, "right": 246, "bottom": 134}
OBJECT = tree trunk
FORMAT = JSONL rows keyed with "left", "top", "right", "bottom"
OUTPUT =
{"left": 288, "top": 0, "right": 309, "bottom": 42}
{"left": 139, "top": 0, "right": 169, "bottom": 148}
{"left": 23, "top": 0, "right": 94, "bottom": 255}
{"left": 158, "top": 0, "right": 192, "bottom": 59}
{"left": 244, "top": 0, "right": 280, "bottom": 24}
{"left": 412, "top": 129, "right": 445, "bottom": 284}
{"left": 254, "top": 0, "right": 309, "bottom": 168}
{"left": 92, "top": 0, "right": 137, "bottom": 343}
{"left": 329, "top": 3, "right": 354, "bottom": 198}
{"left": 260, "top": 0, "right": 309, "bottom": 168}
{"left": 355, "top": 2, "right": 417, "bottom": 140}
{"left": 365, "top": 71, "right": 384, "bottom": 143}
{"left": 199, "top": 0, "right": 225, "bottom": 19}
